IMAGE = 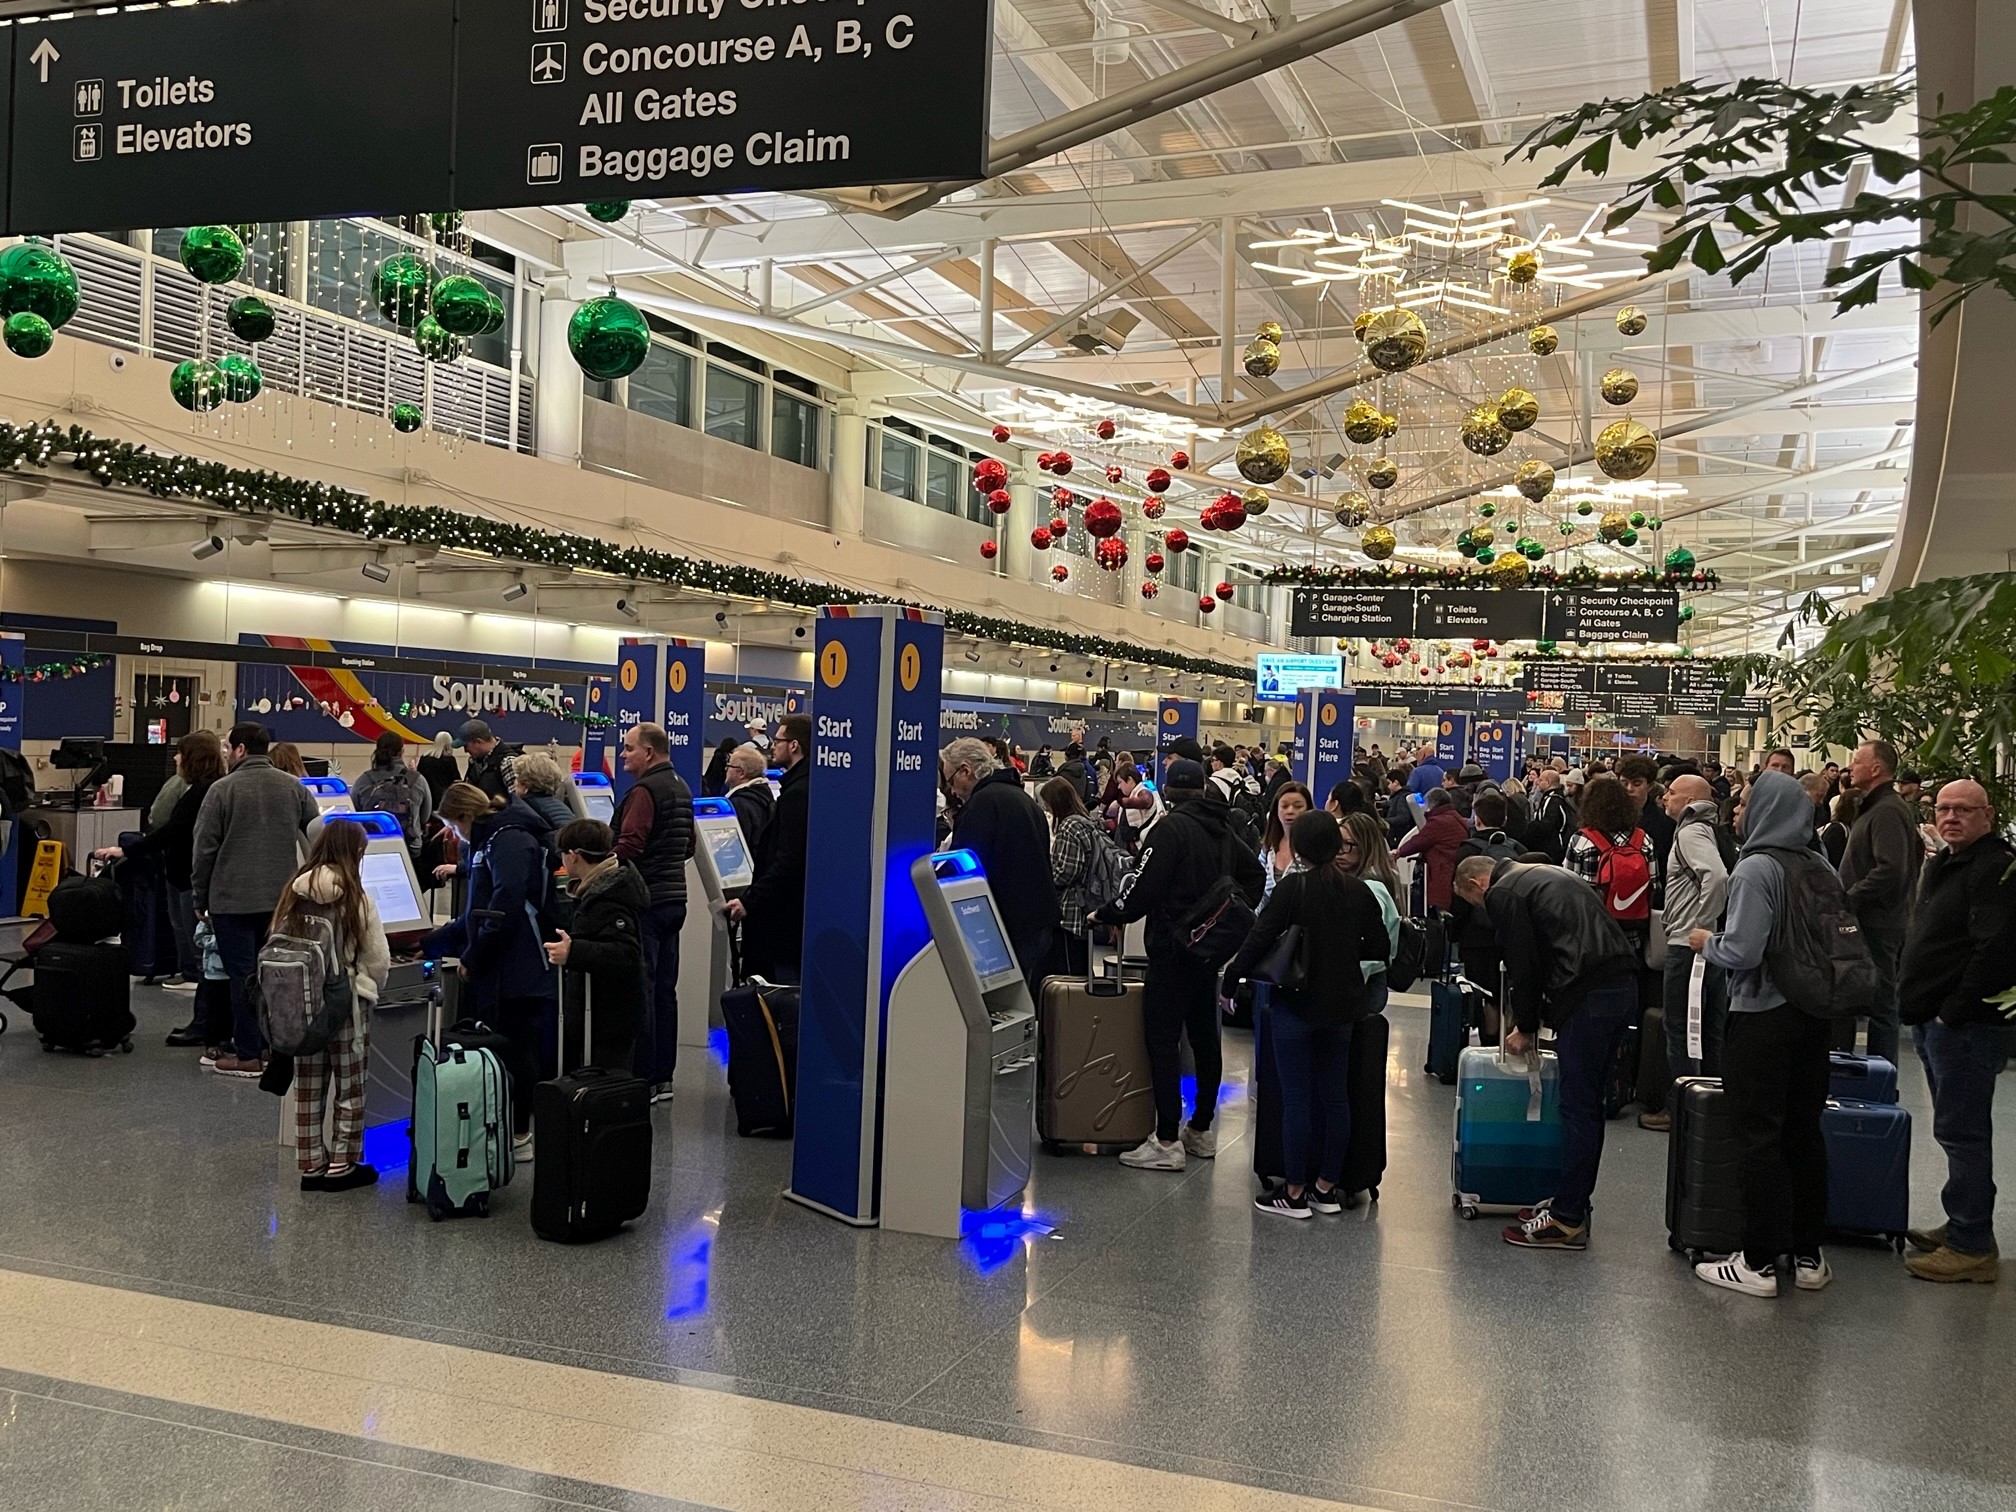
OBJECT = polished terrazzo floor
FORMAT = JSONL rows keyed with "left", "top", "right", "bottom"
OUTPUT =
{"left": 2, "top": 981, "right": 2012, "bottom": 1511}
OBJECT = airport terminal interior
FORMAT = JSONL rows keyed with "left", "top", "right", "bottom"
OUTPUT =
{"left": 0, "top": 0, "right": 2013, "bottom": 1508}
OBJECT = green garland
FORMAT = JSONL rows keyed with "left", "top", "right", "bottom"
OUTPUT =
{"left": 0, "top": 652, "right": 111, "bottom": 683}
{"left": 1263, "top": 563, "right": 1720, "bottom": 591}
{"left": 0, "top": 423, "right": 1255, "bottom": 681}
{"left": 520, "top": 688, "right": 617, "bottom": 731}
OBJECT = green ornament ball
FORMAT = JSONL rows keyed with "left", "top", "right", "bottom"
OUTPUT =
{"left": 391, "top": 402, "right": 425, "bottom": 434}
{"left": 1679, "top": 604, "right": 1696, "bottom": 622}
{"left": 1664, "top": 546, "right": 1697, "bottom": 574}
{"left": 226, "top": 294, "right": 276, "bottom": 343}
{"left": 1575, "top": 500, "right": 1594, "bottom": 516}
{"left": 3, "top": 311, "right": 53, "bottom": 359}
{"left": 479, "top": 291, "right": 507, "bottom": 336}
{"left": 585, "top": 201, "right": 631, "bottom": 223}
{"left": 179, "top": 225, "right": 246, "bottom": 286}
{"left": 1628, "top": 510, "right": 1647, "bottom": 528}
{"left": 1522, "top": 541, "right": 1546, "bottom": 560}
{"left": 412, "top": 315, "right": 467, "bottom": 363}
{"left": 1558, "top": 522, "right": 1576, "bottom": 536}
{"left": 1619, "top": 528, "right": 1640, "bottom": 546}
{"left": 567, "top": 295, "right": 650, "bottom": 381}
{"left": 430, "top": 211, "right": 465, "bottom": 240}
{"left": 216, "top": 353, "right": 262, "bottom": 403}
{"left": 1648, "top": 516, "right": 1664, "bottom": 531}
{"left": 0, "top": 242, "right": 81, "bottom": 328}
{"left": 1475, "top": 546, "right": 1496, "bottom": 564}
{"left": 1537, "top": 640, "right": 1557, "bottom": 654}
{"left": 169, "top": 358, "right": 224, "bottom": 413}
{"left": 1478, "top": 502, "right": 1497, "bottom": 518}
{"left": 1458, "top": 540, "right": 1478, "bottom": 559}
{"left": 372, "top": 254, "right": 434, "bottom": 328}
{"left": 429, "top": 274, "right": 493, "bottom": 337}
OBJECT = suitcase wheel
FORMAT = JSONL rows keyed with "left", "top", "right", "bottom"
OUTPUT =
{"left": 1453, "top": 1195, "right": 1479, "bottom": 1221}
{"left": 119, "top": 1040, "right": 134, "bottom": 1054}
{"left": 1041, "top": 1140, "right": 1065, "bottom": 1156}
{"left": 471, "top": 1193, "right": 490, "bottom": 1218}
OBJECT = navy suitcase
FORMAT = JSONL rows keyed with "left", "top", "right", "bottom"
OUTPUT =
{"left": 1828, "top": 1053, "right": 1898, "bottom": 1105}
{"left": 532, "top": 977, "right": 651, "bottom": 1244}
{"left": 1425, "top": 979, "right": 1467, "bottom": 1085}
{"left": 722, "top": 978, "right": 799, "bottom": 1137}
{"left": 1665, "top": 1077, "right": 1745, "bottom": 1260}
{"left": 1252, "top": 990, "right": 1387, "bottom": 1202}
{"left": 1824, "top": 1097, "right": 1910, "bottom": 1249}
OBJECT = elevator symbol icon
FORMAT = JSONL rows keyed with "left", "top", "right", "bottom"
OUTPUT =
{"left": 73, "top": 124, "right": 102, "bottom": 162}
{"left": 74, "top": 79, "right": 104, "bottom": 117}
{"left": 533, "top": 0, "right": 566, "bottom": 31}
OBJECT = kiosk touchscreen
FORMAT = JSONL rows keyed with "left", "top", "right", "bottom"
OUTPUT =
{"left": 573, "top": 771, "right": 615, "bottom": 823}
{"left": 322, "top": 812, "right": 428, "bottom": 934}
{"left": 675, "top": 798, "right": 742, "bottom": 1049}
{"left": 693, "top": 797, "right": 755, "bottom": 891}
{"left": 881, "top": 850, "right": 1037, "bottom": 1239}
{"left": 302, "top": 776, "right": 354, "bottom": 816}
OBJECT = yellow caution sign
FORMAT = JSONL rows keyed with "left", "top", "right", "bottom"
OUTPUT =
{"left": 22, "top": 840, "right": 64, "bottom": 918}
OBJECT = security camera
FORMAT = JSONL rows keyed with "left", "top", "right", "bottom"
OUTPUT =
{"left": 191, "top": 535, "right": 225, "bottom": 560}
{"left": 108, "top": 352, "right": 128, "bottom": 372}
{"left": 1049, "top": 662, "right": 1059, "bottom": 673}
{"left": 615, "top": 598, "right": 641, "bottom": 622}
{"left": 715, "top": 611, "right": 729, "bottom": 627}
{"left": 793, "top": 626, "right": 807, "bottom": 640}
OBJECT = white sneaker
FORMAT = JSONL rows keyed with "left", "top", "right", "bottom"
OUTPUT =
{"left": 1180, "top": 1124, "right": 1217, "bottom": 1159}
{"left": 511, "top": 1134, "right": 534, "bottom": 1165}
{"left": 1695, "top": 1253, "right": 1778, "bottom": 1298}
{"left": 1118, "top": 1136, "right": 1186, "bottom": 1172}
{"left": 650, "top": 1083, "right": 675, "bottom": 1106}
{"left": 1794, "top": 1253, "right": 1832, "bottom": 1291}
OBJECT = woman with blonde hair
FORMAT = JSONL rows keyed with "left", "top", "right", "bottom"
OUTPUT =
{"left": 512, "top": 748, "right": 576, "bottom": 834}
{"left": 269, "top": 742, "right": 309, "bottom": 779}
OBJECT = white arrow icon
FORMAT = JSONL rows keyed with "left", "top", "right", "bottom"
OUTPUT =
{"left": 30, "top": 39, "right": 60, "bottom": 83}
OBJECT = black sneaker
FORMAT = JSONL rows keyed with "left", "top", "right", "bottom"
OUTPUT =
{"left": 1306, "top": 1186, "right": 1345, "bottom": 1215}
{"left": 1254, "top": 1189, "right": 1312, "bottom": 1221}
{"left": 165, "top": 1023, "right": 206, "bottom": 1047}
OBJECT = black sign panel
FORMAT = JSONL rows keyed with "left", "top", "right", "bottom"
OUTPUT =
{"left": 1524, "top": 661, "right": 1593, "bottom": 694}
{"left": 1545, "top": 589, "right": 1682, "bottom": 645}
{"left": 1289, "top": 587, "right": 1417, "bottom": 639}
{"left": 1418, "top": 591, "right": 1545, "bottom": 642}
{"left": 1594, "top": 665, "right": 1672, "bottom": 696}
{"left": 1667, "top": 662, "right": 1729, "bottom": 698}
{"left": 1608, "top": 693, "right": 1666, "bottom": 720}
{"left": 453, "top": 0, "right": 992, "bottom": 210}
{"left": 9, "top": 0, "right": 455, "bottom": 233}
{"left": 1665, "top": 694, "right": 1725, "bottom": 717}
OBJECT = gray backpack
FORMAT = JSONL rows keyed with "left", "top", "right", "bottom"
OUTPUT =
{"left": 1080, "top": 821, "right": 1133, "bottom": 910}
{"left": 256, "top": 904, "right": 355, "bottom": 1057}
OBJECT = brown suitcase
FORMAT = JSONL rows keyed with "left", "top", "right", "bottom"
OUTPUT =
{"left": 1037, "top": 942, "right": 1156, "bottom": 1151}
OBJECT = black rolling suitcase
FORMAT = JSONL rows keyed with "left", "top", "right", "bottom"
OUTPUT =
{"left": 532, "top": 976, "right": 652, "bottom": 1243}
{"left": 1666, "top": 1076, "right": 1746, "bottom": 1260}
{"left": 31, "top": 940, "right": 135, "bottom": 1054}
{"left": 1253, "top": 986, "right": 1388, "bottom": 1204}
{"left": 722, "top": 978, "right": 799, "bottom": 1137}
{"left": 1637, "top": 1003, "right": 1672, "bottom": 1116}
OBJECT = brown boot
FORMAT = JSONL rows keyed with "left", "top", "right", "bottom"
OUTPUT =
{"left": 1638, "top": 1110, "right": 1671, "bottom": 1132}
{"left": 1904, "top": 1246, "right": 1999, "bottom": 1284}
{"left": 1905, "top": 1223, "right": 1948, "bottom": 1254}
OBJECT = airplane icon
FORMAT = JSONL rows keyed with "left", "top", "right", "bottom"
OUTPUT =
{"left": 530, "top": 42, "right": 566, "bottom": 84}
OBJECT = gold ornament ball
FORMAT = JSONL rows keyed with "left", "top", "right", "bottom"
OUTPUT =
{"left": 1378, "top": 411, "right": 1399, "bottom": 440}
{"left": 1470, "top": 524, "right": 1497, "bottom": 549}
{"left": 1360, "top": 524, "right": 1398, "bottom": 561}
{"left": 1236, "top": 424, "right": 1291, "bottom": 485}
{"left": 1460, "top": 404, "right": 1511, "bottom": 457}
{"left": 1497, "top": 387, "right": 1539, "bottom": 432}
{"left": 1486, "top": 552, "right": 1531, "bottom": 585}
{"left": 1333, "top": 490, "right": 1373, "bottom": 529}
{"left": 1595, "top": 418, "right": 1659, "bottom": 481}
{"left": 1528, "top": 324, "right": 1559, "bottom": 357}
{"left": 1598, "top": 510, "right": 1631, "bottom": 542}
{"left": 1362, "top": 307, "right": 1429, "bottom": 373}
{"left": 1505, "top": 249, "right": 1541, "bottom": 285}
{"left": 1352, "top": 309, "right": 1375, "bottom": 342}
{"left": 1514, "top": 459, "right": 1556, "bottom": 502}
{"left": 1343, "top": 399, "right": 1386, "bottom": 446}
{"left": 1256, "top": 320, "right": 1285, "bottom": 345}
{"left": 1600, "top": 367, "right": 1640, "bottom": 406}
{"left": 1366, "top": 456, "right": 1399, "bottom": 491}
{"left": 1242, "top": 488, "right": 1272, "bottom": 516}
{"left": 1242, "top": 338, "right": 1281, "bottom": 379}
{"left": 1616, "top": 306, "right": 1648, "bottom": 337}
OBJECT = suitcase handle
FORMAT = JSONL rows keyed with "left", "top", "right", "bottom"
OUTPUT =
{"left": 1083, "top": 921, "right": 1125, "bottom": 998}
{"left": 557, "top": 970, "right": 594, "bottom": 1076}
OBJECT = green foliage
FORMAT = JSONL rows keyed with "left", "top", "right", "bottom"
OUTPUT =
{"left": 1512, "top": 77, "right": 2016, "bottom": 325}
{"left": 1732, "top": 576, "right": 2016, "bottom": 809}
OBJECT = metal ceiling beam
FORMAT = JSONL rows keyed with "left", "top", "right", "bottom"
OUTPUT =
{"left": 990, "top": 0, "right": 1158, "bottom": 181}
{"left": 1002, "top": 225, "right": 1216, "bottom": 361}
{"left": 1135, "top": 0, "right": 1267, "bottom": 41}
{"left": 776, "top": 247, "right": 977, "bottom": 319}
{"left": 1441, "top": 0, "right": 1506, "bottom": 144}
{"left": 1750, "top": 539, "right": 1894, "bottom": 582}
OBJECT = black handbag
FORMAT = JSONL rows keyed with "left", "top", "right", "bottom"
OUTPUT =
{"left": 1256, "top": 923, "right": 1307, "bottom": 992}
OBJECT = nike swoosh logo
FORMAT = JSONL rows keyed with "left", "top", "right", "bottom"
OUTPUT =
{"left": 1614, "top": 884, "right": 1649, "bottom": 909}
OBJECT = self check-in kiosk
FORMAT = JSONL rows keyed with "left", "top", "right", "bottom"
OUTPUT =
{"left": 573, "top": 771, "right": 615, "bottom": 823}
{"left": 881, "top": 850, "right": 1037, "bottom": 1239}
{"left": 675, "top": 798, "right": 748, "bottom": 1047}
{"left": 302, "top": 775, "right": 354, "bottom": 816}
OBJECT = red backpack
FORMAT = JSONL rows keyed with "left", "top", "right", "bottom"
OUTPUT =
{"left": 1581, "top": 827, "right": 1653, "bottom": 922}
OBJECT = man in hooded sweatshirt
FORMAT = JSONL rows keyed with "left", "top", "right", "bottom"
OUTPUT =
{"left": 1687, "top": 770, "right": 1836, "bottom": 1299}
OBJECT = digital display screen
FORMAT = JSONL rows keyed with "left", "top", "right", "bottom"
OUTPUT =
{"left": 581, "top": 790, "right": 615, "bottom": 822}
{"left": 950, "top": 893, "right": 1016, "bottom": 983}
{"left": 316, "top": 794, "right": 356, "bottom": 814}
{"left": 359, "top": 849, "right": 426, "bottom": 933}
{"left": 701, "top": 820, "right": 754, "bottom": 889}
{"left": 1256, "top": 652, "right": 1344, "bottom": 704}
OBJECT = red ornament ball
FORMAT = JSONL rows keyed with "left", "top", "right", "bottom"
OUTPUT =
{"left": 1083, "top": 497, "right": 1124, "bottom": 538}
{"left": 1036, "top": 452, "right": 1055, "bottom": 469}
{"left": 1170, "top": 450, "right": 1191, "bottom": 471}
{"left": 1030, "top": 527, "right": 1053, "bottom": 550}
{"left": 1095, "top": 537, "right": 1129, "bottom": 572}
{"left": 1382, "top": 653, "right": 1401, "bottom": 668}
{"left": 979, "top": 540, "right": 999, "bottom": 561}
{"left": 1164, "top": 528, "right": 1191, "bottom": 553}
{"left": 1197, "top": 596, "right": 1216, "bottom": 614}
{"left": 991, "top": 424, "right": 1012, "bottom": 443}
{"left": 1215, "top": 582, "right": 1235, "bottom": 602}
{"left": 1105, "top": 465, "right": 1125, "bottom": 485}
{"left": 1472, "top": 638, "right": 1492, "bottom": 652}
{"left": 1197, "top": 509, "right": 1217, "bottom": 531}
{"left": 1051, "top": 564, "right": 1070, "bottom": 583}
{"left": 1141, "top": 498, "right": 1165, "bottom": 521}
{"left": 1049, "top": 516, "right": 1069, "bottom": 537}
{"left": 1096, "top": 418, "right": 1117, "bottom": 441}
{"left": 1049, "top": 451, "right": 1074, "bottom": 477}
{"left": 1140, "top": 581, "right": 1159, "bottom": 600}
{"left": 973, "top": 458, "right": 1008, "bottom": 492}
{"left": 1214, "top": 494, "right": 1248, "bottom": 531}
{"left": 1146, "top": 467, "right": 1172, "bottom": 494}
{"left": 986, "top": 488, "right": 1013, "bottom": 514}
{"left": 1144, "top": 551, "right": 1166, "bottom": 575}
{"left": 1395, "top": 637, "right": 1411, "bottom": 652}
{"left": 1051, "top": 486, "right": 1075, "bottom": 508}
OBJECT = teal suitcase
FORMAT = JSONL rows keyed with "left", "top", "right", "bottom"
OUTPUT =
{"left": 1452, "top": 1044, "right": 1562, "bottom": 1218}
{"left": 408, "top": 1007, "right": 515, "bottom": 1220}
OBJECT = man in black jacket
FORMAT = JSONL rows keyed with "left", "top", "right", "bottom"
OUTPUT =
{"left": 726, "top": 713, "right": 809, "bottom": 983}
{"left": 613, "top": 721, "right": 696, "bottom": 1104}
{"left": 456, "top": 720, "right": 515, "bottom": 804}
{"left": 722, "top": 743, "right": 775, "bottom": 858}
{"left": 1455, "top": 855, "right": 1638, "bottom": 1251}
{"left": 1092, "top": 760, "right": 1264, "bottom": 1172}
{"left": 943, "top": 737, "right": 1058, "bottom": 995}
{"left": 1525, "top": 768, "right": 1575, "bottom": 864}
{"left": 1841, "top": 739, "right": 1924, "bottom": 1063}
{"left": 1899, "top": 779, "right": 2016, "bottom": 1284}
{"left": 1450, "top": 791, "right": 1521, "bottom": 1045}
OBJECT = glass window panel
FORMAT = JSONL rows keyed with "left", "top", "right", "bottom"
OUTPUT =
{"left": 704, "top": 363, "right": 761, "bottom": 449}
{"left": 628, "top": 342, "right": 692, "bottom": 428}
{"left": 880, "top": 433, "right": 920, "bottom": 501}
{"left": 771, "top": 391, "right": 822, "bottom": 470}
{"left": 925, "top": 451, "right": 961, "bottom": 514}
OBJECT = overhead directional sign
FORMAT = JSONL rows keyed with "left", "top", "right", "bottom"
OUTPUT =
{"left": 1293, "top": 585, "right": 1685, "bottom": 645}
{"left": 1418, "top": 590, "right": 1545, "bottom": 642}
{"left": 1546, "top": 589, "right": 1682, "bottom": 645}
{"left": 8, "top": 0, "right": 456, "bottom": 233}
{"left": 452, "top": 0, "right": 993, "bottom": 209}
{"left": 1289, "top": 585, "right": 1417, "bottom": 639}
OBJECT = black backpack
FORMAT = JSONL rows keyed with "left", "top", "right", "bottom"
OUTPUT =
{"left": 1387, "top": 913, "right": 1445, "bottom": 993}
{"left": 1758, "top": 846, "right": 1878, "bottom": 1019}
{"left": 0, "top": 747, "right": 32, "bottom": 818}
